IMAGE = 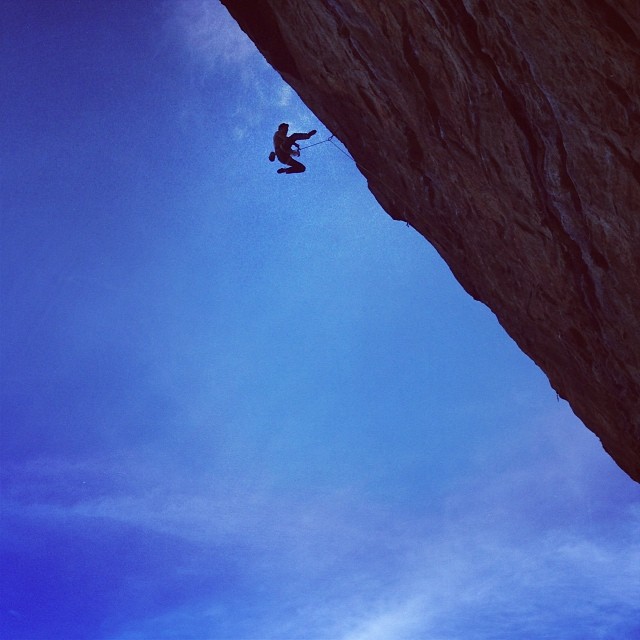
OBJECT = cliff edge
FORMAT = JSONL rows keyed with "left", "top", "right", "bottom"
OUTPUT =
{"left": 220, "top": 0, "right": 640, "bottom": 482}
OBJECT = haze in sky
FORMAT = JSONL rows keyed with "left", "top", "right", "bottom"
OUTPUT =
{"left": 1, "top": 2, "right": 639, "bottom": 639}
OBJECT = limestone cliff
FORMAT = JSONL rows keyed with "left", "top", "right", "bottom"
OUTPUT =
{"left": 220, "top": 0, "right": 640, "bottom": 482}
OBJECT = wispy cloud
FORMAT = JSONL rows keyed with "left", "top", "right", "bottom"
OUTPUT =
{"left": 167, "top": 0, "right": 319, "bottom": 148}
{"left": 276, "top": 84, "right": 294, "bottom": 108}
{"left": 5, "top": 413, "right": 639, "bottom": 639}
{"left": 171, "top": 0, "right": 257, "bottom": 67}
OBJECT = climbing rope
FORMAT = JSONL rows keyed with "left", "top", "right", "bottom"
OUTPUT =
{"left": 327, "top": 136, "right": 415, "bottom": 227}
{"left": 298, "top": 134, "right": 335, "bottom": 150}
{"left": 297, "top": 131, "right": 417, "bottom": 228}
{"left": 329, "top": 137, "right": 354, "bottom": 161}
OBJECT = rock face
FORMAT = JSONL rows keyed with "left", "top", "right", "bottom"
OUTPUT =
{"left": 221, "top": 0, "right": 640, "bottom": 482}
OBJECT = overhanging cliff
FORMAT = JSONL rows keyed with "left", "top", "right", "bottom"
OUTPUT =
{"left": 220, "top": 0, "right": 640, "bottom": 482}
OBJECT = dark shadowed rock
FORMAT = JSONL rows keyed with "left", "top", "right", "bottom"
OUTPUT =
{"left": 220, "top": 0, "right": 640, "bottom": 482}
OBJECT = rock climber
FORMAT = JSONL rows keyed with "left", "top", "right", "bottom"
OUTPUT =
{"left": 269, "top": 123, "right": 317, "bottom": 174}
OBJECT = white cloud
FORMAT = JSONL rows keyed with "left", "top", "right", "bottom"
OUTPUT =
{"left": 341, "top": 598, "right": 428, "bottom": 640}
{"left": 171, "top": 0, "right": 257, "bottom": 67}
{"left": 6, "top": 412, "right": 639, "bottom": 639}
{"left": 276, "top": 84, "right": 294, "bottom": 107}
{"left": 166, "top": 0, "right": 321, "bottom": 148}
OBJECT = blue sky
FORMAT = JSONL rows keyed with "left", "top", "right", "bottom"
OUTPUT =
{"left": 1, "top": 2, "right": 639, "bottom": 639}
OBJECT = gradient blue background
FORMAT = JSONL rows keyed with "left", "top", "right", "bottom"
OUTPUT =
{"left": 2, "top": 2, "right": 639, "bottom": 639}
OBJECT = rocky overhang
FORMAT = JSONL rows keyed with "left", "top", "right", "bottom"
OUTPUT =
{"left": 220, "top": 0, "right": 640, "bottom": 482}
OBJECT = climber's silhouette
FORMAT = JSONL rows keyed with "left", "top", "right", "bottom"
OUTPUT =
{"left": 269, "top": 123, "right": 317, "bottom": 174}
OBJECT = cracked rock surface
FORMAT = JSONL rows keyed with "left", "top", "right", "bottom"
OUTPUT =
{"left": 221, "top": 0, "right": 640, "bottom": 482}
